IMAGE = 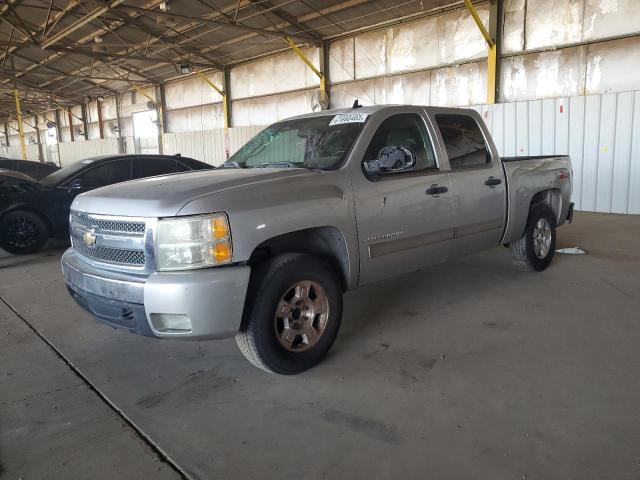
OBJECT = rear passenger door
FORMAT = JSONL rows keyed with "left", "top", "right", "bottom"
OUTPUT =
{"left": 430, "top": 110, "right": 506, "bottom": 258}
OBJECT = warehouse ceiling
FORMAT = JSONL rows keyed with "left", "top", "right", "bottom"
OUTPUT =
{"left": 0, "top": 0, "right": 460, "bottom": 118}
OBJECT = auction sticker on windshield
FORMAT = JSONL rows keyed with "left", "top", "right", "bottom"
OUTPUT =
{"left": 329, "top": 113, "right": 369, "bottom": 126}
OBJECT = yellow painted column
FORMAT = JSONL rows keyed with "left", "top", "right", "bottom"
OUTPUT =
{"left": 13, "top": 88, "right": 27, "bottom": 160}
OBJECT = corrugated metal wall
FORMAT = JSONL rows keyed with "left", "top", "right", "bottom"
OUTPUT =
{"left": 2, "top": 91, "right": 637, "bottom": 215}
{"left": 474, "top": 90, "right": 640, "bottom": 214}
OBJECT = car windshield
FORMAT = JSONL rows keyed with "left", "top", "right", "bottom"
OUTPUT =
{"left": 225, "top": 114, "right": 367, "bottom": 170}
{"left": 40, "top": 157, "right": 101, "bottom": 186}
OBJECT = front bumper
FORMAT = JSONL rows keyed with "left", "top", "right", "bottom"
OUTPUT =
{"left": 62, "top": 249, "right": 250, "bottom": 339}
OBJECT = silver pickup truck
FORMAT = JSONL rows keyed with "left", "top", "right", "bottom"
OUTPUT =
{"left": 62, "top": 105, "right": 573, "bottom": 374}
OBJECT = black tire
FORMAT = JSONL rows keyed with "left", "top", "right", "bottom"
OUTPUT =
{"left": 0, "top": 210, "right": 49, "bottom": 255}
{"left": 511, "top": 204, "right": 557, "bottom": 272}
{"left": 236, "top": 253, "right": 343, "bottom": 375}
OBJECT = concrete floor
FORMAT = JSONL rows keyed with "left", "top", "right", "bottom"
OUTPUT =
{"left": 1, "top": 212, "right": 639, "bottom": 480}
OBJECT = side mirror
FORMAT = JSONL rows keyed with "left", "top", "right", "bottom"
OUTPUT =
{"left": 67, "top": 178, "right": 83, "bottom": 190}
{"left": 364, "top": 145, "right": 416, "bottom": 175}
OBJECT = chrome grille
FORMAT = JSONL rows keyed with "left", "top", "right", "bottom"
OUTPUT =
{"left": 70, "top": 212, "right": 148, "bottom": 268}
{"left": 72, "top": 237, "right": 145, "bottom": 266}
{"left": 70, "top": 212, "right": 145, "bottom": 235}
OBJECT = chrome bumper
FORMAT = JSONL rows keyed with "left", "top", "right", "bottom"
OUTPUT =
{"left": 62, "top": 249, "right": 251, "bottom": 339}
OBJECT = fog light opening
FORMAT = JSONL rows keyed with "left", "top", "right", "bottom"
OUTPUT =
{"left": 150, "top": 313, "right": 192, "bottom": 333}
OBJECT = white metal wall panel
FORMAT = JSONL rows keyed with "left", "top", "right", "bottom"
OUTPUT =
{"left": 568, "top": 96, "right": 586, "bottom": 210}
{"left": 528, "top": 100, "right": 542, "bottom": 155}
{"left": 515, "top": 101, "right": 529, "bottom": 155}
{"left": 481, "top": 90, "right": 640, "bottom": 214}
{"left": 581, "top": 95, "right": 601, "bottom": 211}
{"left": 57, "top": 138, "right": 120, "bottom": 166}
{"left": 628, "top": 93, "right": 640, "bottom": 214}
{"left": 611, "top": 92, "right": 634, "bottom": 214}
{"left": 595, "top": 93, "right": 616, "bottom": 213}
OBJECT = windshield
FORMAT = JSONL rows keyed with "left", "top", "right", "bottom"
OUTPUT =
{"left": 40, "top": 157, "right": 101, "bottom": 186}
{"left": 226, "top": 114, "right": 366, "bottom": 170}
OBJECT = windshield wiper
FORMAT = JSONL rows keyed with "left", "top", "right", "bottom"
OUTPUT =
{"left": 254, "top": 161, "right": 305, "bottom": 168}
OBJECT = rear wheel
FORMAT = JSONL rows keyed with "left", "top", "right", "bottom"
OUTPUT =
{"left": 511, "top": 204, "right": 556, "bottom": 271}
{"left": 0, "top": 210, "right": 48, "bottom": 255}
{"left": 236, "top": 253, "right": 343, "bottom": 374}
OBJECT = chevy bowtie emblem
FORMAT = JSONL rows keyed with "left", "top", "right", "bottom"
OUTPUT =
{"left": 83, "top": 229, "right": 97, "bottom": 247}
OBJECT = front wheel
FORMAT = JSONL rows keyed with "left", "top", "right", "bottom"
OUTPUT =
{"left": 236, "top": 253, "right": 343, "bottom": 374}
{"left": 0, "top": 211, "right": 48, "bottom": 255}
{"left": 511, "top": 204, "right": 557, "bottom": 271}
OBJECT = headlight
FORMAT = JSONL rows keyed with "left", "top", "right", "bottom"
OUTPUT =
{"left": 156, "top": 213, "right": 232, "bottom": 271}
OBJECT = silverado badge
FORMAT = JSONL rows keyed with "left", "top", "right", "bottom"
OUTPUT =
{"left": 83, "top": 229, "right": 97, "bottom": 247}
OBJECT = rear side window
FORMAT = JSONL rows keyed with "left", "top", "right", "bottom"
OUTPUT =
{"left": 73, "top": 159, "right": 132, "bottom": 188}
{"left": 133, "top": 157, "right": 178, "bottom": 179}
{"left": 435, "top": 114, "right": 490, "bottom": 169}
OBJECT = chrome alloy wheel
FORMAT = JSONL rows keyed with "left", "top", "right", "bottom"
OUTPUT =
{"left": 274, "top": 280, "right": 330, "bottom": 352}
{"left": 533, "top": 217, "right": 552, "bottom": 259}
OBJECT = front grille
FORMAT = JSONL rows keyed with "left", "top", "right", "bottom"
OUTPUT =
{"left": 70, "top": 212, "right": 145, "bottom": 235}
{"left": 72, "top": 238, "right": 146, "bottom": 266}
{"left": 70, "top": 212, "right": 148, "bottom": 268}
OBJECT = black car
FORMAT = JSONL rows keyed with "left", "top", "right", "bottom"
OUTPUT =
{"left": 0, "top": 157, "right": 60, "bottom": 180}
{"left": 0, "top": 154, "right": 213, "bottom": 254}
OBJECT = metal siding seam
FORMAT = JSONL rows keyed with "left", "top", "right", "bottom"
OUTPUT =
{"left": 608, "top": 93, "right": 618, "bottom": 213}
{"left": 628, "top": 92, "right": 640, "bottom": 214}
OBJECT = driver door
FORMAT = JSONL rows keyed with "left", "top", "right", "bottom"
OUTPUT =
{"left": 350, "top": 109, "right": 455, "bottom": 285}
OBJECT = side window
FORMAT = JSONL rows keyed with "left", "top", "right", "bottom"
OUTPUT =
{"left": 72, "top": 159, "right": 132, "bottom": 188}
{"left": 435, "top": 114, "right": 490, "bottom": 169}
{"left": 363, "top": 114, "right": 437, "bottom": 174}
{"left": 132, "top": 157, "right": 178, "bottom": 179}
{"left": 175, "top": 161, "right": 190, "bottom": 172}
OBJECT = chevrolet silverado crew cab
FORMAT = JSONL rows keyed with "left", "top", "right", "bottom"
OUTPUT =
{"left": 62, "top": 105, "right": 573, "bottom": 375}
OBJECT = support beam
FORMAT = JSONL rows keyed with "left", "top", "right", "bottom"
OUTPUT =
{"left": 223, "top": 66, "right": 232, "bottom": 129}
{"left": 489, "top": 0, "right": 503, "bottom": 103}
{"left": 41, "top": 0, "right": 125, "bottom": 48}
{"left": 33, "top": 112, "right": 44, "bottom": 162}
{"left": 114, "top": 94, "right": 123, "bottom": 138}
{"left": 80, "top": 102, "right": 89, "bottom": 140}
{"left": 193, "top": 68, "right": 229, "bottom": 129}
{"left": 96, "top": 98, "right": 104, "bottom": 139}
{"left": 54, "top": 108, "right": 62, "bottom": 143}
{"left": 68, "top": 108, "right": 74, "bottom": 142}
{"left": 319, "top": 39, "right": 330, "bottom": 108}
{"left": 13, "top": 88, "right": 26, "bottom": 160}
{"left": 463, "top": 0, "right": 497, "bottom": 104}
{"left": 116, "top": 5, "right": 319, "bottom": 44}
{"left": 3, "top": 122, "right": 9, "bottom": 147}
{"left": 285, "top": 36, "right": 328, "bottom": 110}
{"left": 158, "top": 83, "right": 168, "bottom": 134}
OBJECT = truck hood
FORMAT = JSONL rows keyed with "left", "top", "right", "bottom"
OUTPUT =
{"left": 71, "top": 168, "right": 314, "bottom": 217}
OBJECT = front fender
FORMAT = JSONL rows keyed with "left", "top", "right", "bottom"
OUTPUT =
{"left": 177, "top": 170, "right": 360, "bottom": 288}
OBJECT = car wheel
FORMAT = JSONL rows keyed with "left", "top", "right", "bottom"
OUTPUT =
{"left": 511, "top": 204, "right": 557, "bottom": 272}
{"left": 0, "top": 211, "right": 48, "bottom": 255}
{"left": 236, "top": 253, "right": 343, "bottom": 374}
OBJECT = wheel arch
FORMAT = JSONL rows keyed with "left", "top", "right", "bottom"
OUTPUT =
{"left": 502, "top": 187, "right": 563, "bottom": 245}
{"left": 0, "top": 204, "right": 54, "bottom": 236}
{"left": 247, "top": 226, "right": 351, "bottom": 291}
{"left": 530, "top": 188, "right": 562, "bottom": 224}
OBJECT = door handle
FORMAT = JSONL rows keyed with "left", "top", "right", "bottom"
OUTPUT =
{"left": 485, "top": 176, "right": 502, "bottom": 187}
{"left": 426, "top": 184, "right": 448, "bottom": 196}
